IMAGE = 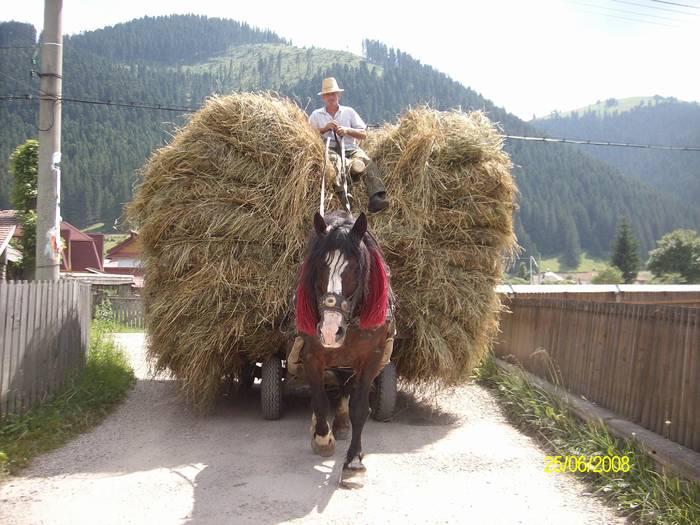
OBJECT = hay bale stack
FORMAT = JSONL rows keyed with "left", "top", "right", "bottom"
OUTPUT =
{"left": 126, "top": 93, "right": 330, "bottom": 410}
{"left": 127, "top": 94, "right": 517, "bottom": 411}
{"left": 365, "top": 108, "right": 517, "bottom": 385}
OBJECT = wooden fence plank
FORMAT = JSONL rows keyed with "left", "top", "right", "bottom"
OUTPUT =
{"left": 23, "top": 281, "right": 38, "bottom": 409}
{"left": 0, "top": 283, "right": 13, "bottom": 417}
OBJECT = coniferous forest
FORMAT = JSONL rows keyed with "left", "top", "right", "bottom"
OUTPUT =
{"left": 1, "top": 15, "right": 698, "bottom": 261}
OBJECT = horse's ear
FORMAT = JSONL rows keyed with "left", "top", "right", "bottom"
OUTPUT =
{"left": 314, "top": 212, "right": 327, "bottom": 236}
{"left": 350, "top": 212, "right": 367, "bottom": 241}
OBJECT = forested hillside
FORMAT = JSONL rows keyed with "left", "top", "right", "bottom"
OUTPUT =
{"left": 533, "top": 99, "right": 700, "bottom": 208}
{"left": 1, "top": 15, "right": 697, "bottom": 261}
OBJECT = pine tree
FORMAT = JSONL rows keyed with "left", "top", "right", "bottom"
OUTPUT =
{"left": 611, "top": 217, "right": 640, "bottom": 283}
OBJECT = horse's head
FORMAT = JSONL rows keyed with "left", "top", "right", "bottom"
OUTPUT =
{"left": 296, "top": 210, "right": 388, "bottom": 349}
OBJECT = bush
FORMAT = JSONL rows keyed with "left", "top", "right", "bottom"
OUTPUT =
{"left": 592, "top": 266, "right": 624, "bottom": 284}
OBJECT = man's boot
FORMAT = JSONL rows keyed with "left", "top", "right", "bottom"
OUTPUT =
{"left": 365, "top": 160, "right": 389, "bottom": 213}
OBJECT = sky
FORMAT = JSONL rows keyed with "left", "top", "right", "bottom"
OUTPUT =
{"left": 4, "top": 0, "right": 700, "bottom": 120}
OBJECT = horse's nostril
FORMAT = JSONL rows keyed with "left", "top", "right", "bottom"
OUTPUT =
{"left": 336, "top": 326, "right": 345, "bottom": 337}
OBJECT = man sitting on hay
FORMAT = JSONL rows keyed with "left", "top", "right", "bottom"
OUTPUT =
{"left": 309, "top": 77, "right": 389, "bottom": 214}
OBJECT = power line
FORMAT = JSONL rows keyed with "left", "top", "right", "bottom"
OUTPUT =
{"left": 0, "top": 70, "right": 45, "bottom": 96}
{"left": 572, "top": 7, "right": 679, "bottom": 26}
{"left": 612, "top": 0, "right": 700, "bottom": 15}
{"left": 569, "top": 1, "right": 682, "bottom": 27}
{"left": 0, "top": 93, "right": 199, "bottom": 112}
{"left": 2, "top": 93, "right": 700, "bottom": 152}
{"left": 649, "top": 0, "right": 700, "bottom": 9}
{"left": 568, "top": 0, "right": 688, "bottom": 22}
{"left": 499, "top": 134, "right": 700, "bottom": 152}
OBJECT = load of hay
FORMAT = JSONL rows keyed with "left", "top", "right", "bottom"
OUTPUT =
{"left": 127, "top": 93, "right": 517, "bottom": 411}
{"left": 364, "top": 109, "right": 517, "bottom": 384}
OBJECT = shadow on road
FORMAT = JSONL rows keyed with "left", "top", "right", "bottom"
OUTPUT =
{"left": 25, "top": 366, "right": 461, "bottom": 524}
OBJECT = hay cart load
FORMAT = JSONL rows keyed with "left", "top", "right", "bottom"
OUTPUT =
{"left": 126, "top": 93, "right": 517, "bottom": 415}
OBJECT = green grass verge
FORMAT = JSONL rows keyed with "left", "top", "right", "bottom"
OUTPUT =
{"left": 103, "top": 233, "right": 128, "bottom": 255}
{"left": 538, "top": 252, "right": 608, "bottom": 273}
{"left": 474, "top": 354, "right": 700, "bottom": 524}
{"left": 0, "top": 320, "right": 135, "bottom": 479}
{"left": 81, "top": 222, "right": 105, "bottom": 233}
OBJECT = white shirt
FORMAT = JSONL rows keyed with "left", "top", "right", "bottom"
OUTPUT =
{"left": 308, "top": 105, "right": 366, "bottom": 150}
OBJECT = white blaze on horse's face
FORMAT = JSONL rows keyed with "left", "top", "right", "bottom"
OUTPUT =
{"left": 319, "top": 250, "right": 348, "bottom": 348}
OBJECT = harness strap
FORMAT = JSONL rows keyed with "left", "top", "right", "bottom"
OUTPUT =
{"left": 340, "top": 137, "right": 351, "bottom": 212}
{"left": 320, "top": 137, "right": 331, "bottom": 217}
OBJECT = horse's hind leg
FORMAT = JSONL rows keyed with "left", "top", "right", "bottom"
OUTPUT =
{"left": 303, "top": 351, "right": 335, "bottom": 457}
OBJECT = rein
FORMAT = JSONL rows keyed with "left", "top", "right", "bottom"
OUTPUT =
{"left": 320, "top": 135, "right": 351, "bottom": 217}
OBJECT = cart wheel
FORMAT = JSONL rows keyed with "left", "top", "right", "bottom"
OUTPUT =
{"left": 370, "top": 361, "right": 397, "bottom": 422}
{"left": 261, "top": 357, "right": 283, "bottom": 420}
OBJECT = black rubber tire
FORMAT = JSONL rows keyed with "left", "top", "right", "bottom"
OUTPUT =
{"left": 261, "top": 357, "right": 283, "bottom": 420}
{"left": 371, "top": 361, "right": 397, "bottom": 422}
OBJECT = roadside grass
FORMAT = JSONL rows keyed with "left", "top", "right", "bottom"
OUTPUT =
{"left": 0, "top": 319, "right": 135, "bottom": 479}
{"left": 474, "top": 354, "right": 700, "bottom": 525}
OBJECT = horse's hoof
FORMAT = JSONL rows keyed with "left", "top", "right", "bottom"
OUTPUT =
{"left": 333, "top": 424, "right": 351, "bottom": 441}
{"left": 311, "top": 433, "right": 336, "bottom": 457}
{"left": 340, "top": 464, "right": 366, "bottom": 489}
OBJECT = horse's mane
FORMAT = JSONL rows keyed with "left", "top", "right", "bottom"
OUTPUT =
{"left": 296, "top": 211, "right": 391, "bottom": 335}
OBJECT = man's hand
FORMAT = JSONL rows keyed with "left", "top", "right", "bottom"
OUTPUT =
{"left": 335, "top": 126, "right": 347, "bottom": 137}
{"left": 321, "top": 121, "right": 339, "bottom": 134}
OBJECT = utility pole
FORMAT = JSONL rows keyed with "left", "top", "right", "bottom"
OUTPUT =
{"left": 35, "top": 0, "right": 63, "bottom": 281}
{"left": 529, "top": 255, "right": 539, "bottom": 285}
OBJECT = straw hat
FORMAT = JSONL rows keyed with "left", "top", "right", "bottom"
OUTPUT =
{"left": 318, "top": 77, "right": 344, "bottom": 96}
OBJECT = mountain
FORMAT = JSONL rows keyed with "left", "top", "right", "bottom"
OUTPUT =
{"left": 538, "top": 96, "right": 687, "bottom": 119}
{"left": 1, "top": 15, "right": 698, "bottom": 262}
{"left": 533, "top": 98, "right": 700, "bottom": 207}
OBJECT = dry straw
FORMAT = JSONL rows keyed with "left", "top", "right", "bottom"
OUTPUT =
{"left": 127, "top": 93, "right": 518, "bottom": 411}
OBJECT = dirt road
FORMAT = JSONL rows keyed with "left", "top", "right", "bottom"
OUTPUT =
{"left": 0, "top": 333, "right": 625, "bottom": 524}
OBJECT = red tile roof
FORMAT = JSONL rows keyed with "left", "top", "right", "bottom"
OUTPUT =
{"left": 60, "top": 221, "right": 104, "bottom": 272}
{"left": 1, "top": 212, "right": 104, "bottom": 272}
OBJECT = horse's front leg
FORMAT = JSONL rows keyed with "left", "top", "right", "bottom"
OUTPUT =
{"left": 341, "top": 338, "right": 388, "bottom": 489}
{"left": 302, "top": 346, "right": 335, "bottom": 457}
{"left": 340, "top": 369, "right": 374, "bottom": 488}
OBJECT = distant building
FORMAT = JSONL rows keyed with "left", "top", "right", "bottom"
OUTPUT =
{"left": 0, "top": 210, "right": 21, "bottom": 280}
{"left": 0, "top": 210, "right": 107, "bottom": 276}
{"left": 59, "top": 221, "right": 104, "bottom": 272}
{"left": 104, "top": 231, "right": 143, "bottom": 288}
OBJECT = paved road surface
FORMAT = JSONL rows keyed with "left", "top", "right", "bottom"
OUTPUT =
{"left": 0, "top": 333, "right": 625, "bottom": 524}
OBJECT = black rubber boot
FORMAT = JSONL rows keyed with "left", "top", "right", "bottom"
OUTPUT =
{"left": 362, "top": 159, "right": 388, "bottom": 213}
{"left": 368, "top": 192, "right": 389, "bottom": 213}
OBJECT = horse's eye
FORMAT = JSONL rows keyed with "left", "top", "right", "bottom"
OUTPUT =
{"left": 341, "top": 301, "right": 349, "bottom": 312}
{"left": 324, "top": 296, "right": 336, "bottom": 307}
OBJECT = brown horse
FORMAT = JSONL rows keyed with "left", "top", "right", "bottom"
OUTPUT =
{"left": 294, "top": 210, "right": 394, "bottom": 488}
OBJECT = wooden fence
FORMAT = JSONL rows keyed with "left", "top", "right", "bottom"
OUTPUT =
{"left": 107, "top": 296, "right": 144, "bottom": 329}
{"left": 495, "top": 298, "right": 700, "bottom": 452}
{"left": 0, "top": 280, "right": 92, "bottom": 418}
